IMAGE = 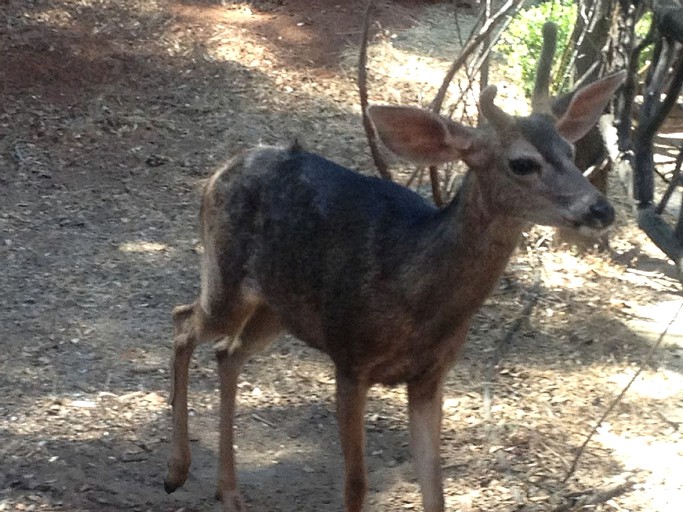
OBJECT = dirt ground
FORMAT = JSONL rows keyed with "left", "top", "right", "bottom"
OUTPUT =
{"left": 1, "top": 1, "right": 682, "bottom": 511}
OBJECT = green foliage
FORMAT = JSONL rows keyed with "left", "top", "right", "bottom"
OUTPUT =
{"left": 635, "top": 11, "right": 653, "bottom": 39}
{"left": 635, "top": 11, "right": 654, "bottom": 69}
{"left": 496, "top": 0, "right": 577, "bottom": 97}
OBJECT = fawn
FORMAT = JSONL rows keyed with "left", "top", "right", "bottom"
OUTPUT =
{"left": 163, "top": 69, "right": 625, "bottom": 511}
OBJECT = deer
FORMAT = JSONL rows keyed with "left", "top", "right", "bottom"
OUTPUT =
{"left": 162, "top": 56, "right": 626, "bottom": 511}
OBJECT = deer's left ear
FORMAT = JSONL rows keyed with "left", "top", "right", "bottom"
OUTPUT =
{"left": 367, "top": 105, "right": 481, "bottom": 165}
{"left": 555, "top": 71, "right": 627, "bottom": 143}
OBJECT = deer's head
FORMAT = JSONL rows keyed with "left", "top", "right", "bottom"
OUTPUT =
{"left": 368, "top": 70, "right": 625, "bottom": 235}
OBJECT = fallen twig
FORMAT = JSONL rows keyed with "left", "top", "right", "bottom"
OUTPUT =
{"left": 563, "top": 300, "right": 683, "bottom": 482}
{"left": 252, "top": 413, "right": 276, "bottom": 428}
{"left": 552, "top": 480, "right": 635, "bottom": 511}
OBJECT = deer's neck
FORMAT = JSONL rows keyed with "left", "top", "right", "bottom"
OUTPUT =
{"left": 416, "top": 172, "right": 526, "bottom": 313}
{"left": 447, "top": 171, "right": 525, "bottom": 256}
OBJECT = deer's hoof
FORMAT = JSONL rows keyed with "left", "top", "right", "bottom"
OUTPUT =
{"left": 216, "top": 488, "right": 247, "bottom": 512}
{"left": 164, "top": 458, "right": 190, "bottom": 494}
{"left": 163, "top": 478, "right": 180, "bottom": 494}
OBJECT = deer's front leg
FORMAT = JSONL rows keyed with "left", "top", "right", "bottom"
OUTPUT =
{"left": 335, "top": 372, "right": 370, "bottom": 512}
{"left": 408, "top": 377, "right": 445, "bottom": 512}
{"left": 165, "top": 304, "right": 197, "bottom": 493}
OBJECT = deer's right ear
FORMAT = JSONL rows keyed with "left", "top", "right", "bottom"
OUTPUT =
{"left": 554, "top": 71, "right": 627, "bottom": 143}
{"left": 367, "top": 106, "right": 479, "bottom": 165}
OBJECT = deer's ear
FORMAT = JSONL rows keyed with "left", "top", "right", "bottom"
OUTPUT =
{"left": 555, "top": 71, "right": 626, "bottom": 143}
{"left": 367, "top": 106, "right": 479, "bottom": 165}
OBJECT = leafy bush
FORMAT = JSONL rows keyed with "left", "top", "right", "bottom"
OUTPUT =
{"left": 496, "top": 0, "right": 577, "bottom": 97}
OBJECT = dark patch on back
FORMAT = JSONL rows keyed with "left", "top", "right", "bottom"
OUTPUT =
{"left": 242, "top": 150, "right": 444, "bottom": 373}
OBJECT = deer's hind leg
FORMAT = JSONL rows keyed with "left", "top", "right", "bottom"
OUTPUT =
{"left": 214, "top": 305, "right": 283, "bottom": 512}
{"left": 164, "top": 295, "right": 253, "bottom": 495}
{"left": 164, "top": 225, "right": 266, "bottom": 485}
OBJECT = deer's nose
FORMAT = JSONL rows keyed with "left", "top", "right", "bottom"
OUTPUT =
{"left": 588, "top": 198, "right": 615, "bottom": 228}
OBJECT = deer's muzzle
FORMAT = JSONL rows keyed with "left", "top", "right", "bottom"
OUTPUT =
{"left": 580, "top": 196, "right": 615, "bottom": 230}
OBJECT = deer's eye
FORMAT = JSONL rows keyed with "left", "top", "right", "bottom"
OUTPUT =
{"left": 509, "top": 158, "right": 541, "bottom": 176}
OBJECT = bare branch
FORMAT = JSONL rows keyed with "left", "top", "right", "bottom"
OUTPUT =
{"left": 358, "top": 0, "right": 392, "bottom": 180}
{"left": 656, "top": 144, "right": 683, "bottom": 214}
{"left": 637, "top": 42, "right": 683, "bottom": 144}
{"left": 431, "top": 0, "right": 523, "bottom": 115}
{"left": 618, "top": 7, "right": 656, "bottom": 150}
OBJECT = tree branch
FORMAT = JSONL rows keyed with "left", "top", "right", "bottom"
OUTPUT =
{"left": 358, "top": 0, "right": 391, "bottom": 180}
{"left": 430, "top": 0, "right": 524, "bottom": 115}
